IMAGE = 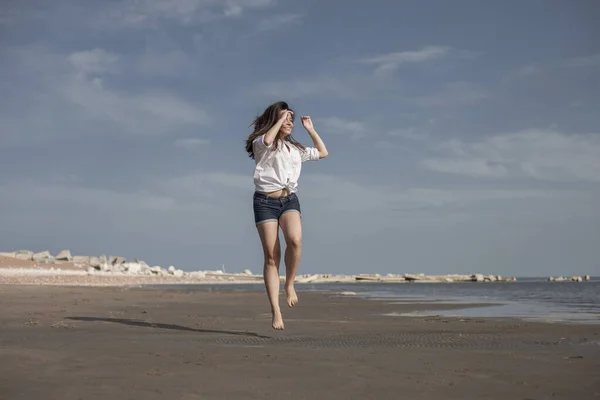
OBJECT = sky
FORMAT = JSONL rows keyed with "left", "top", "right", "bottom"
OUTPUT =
{"left": 1, "top": 0, "right": 599, "bottom": 277}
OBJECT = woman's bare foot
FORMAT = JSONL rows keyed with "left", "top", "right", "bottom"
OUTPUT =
{"left": 272, "top": 309, "right": 284, "bottom": 330}
{"left": 285, "top": 286, "right": 298, "bottom": 307}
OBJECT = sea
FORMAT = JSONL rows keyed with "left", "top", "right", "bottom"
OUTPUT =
{"left": 151, "top": 277, "right": 600, "bottom": 325}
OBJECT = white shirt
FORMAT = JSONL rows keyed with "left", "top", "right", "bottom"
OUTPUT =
{"left": 252, "top": 134, "right": 320, "bottom": 193}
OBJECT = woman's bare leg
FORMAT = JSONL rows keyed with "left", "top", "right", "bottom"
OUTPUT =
{"left": 279, "top": 211, "right": 302, "bottom": 307}
{"left": 256, "top": 221, "right": 284, "bottom": 329}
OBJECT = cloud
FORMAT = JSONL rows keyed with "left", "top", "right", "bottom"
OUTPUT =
{"left": 115, "top": 0, "right": 278, "bottom": 27}
{"left": 62, "top": 72, "right": 209, "bottom": 135}
{"left": 411, "top": 81, "right": 488, "bottom": 108}
{"left": 68, "top": 49, "right": 120, "bottom": 75}
{"left": 1, "top": 46, "right": 209, "bottom": 142}
{"left": 562, "top": 53, "right": 600, "bottom": 68}
{"left": 317, "top": 117, "right": 366, "bottom": 140}
{"left": 257, "top": 76, "right": 363, "bottom": 100}
{"left": 258, "top": 13, "right": 303, "bottom": 30}
{"left": 421, "top": 129, "right": 600, "bottom": 182}
{"left": 360, "top": 45, "right": 451, "bottom": 75}
{"left": 387, "top": 127, "right": 427, "bottom": 141}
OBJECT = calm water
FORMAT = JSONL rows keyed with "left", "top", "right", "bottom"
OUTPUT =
{"left": 149, "top": 277, "right": 600, "bottom": 325}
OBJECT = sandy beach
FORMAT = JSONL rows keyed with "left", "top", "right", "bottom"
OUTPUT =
{"left": 0, "top": 284, "right": 598, "bottom": 400}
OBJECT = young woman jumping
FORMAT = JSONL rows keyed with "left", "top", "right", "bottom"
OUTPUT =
{"left": 245, "top": 101, "right": 328, "bottom": 330}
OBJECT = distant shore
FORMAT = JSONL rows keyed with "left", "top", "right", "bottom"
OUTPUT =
{"left": 0, "top": 249, "right": 591, "bottom": 287}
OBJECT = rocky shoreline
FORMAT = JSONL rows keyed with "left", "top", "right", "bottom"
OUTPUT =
{"left": 1, "top": 248, "right": 588, "bottom": 287}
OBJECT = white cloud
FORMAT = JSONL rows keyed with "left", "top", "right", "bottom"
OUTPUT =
{"left": 360, "top": 45, "right": 451, "bottom": 74}
{"left": 258, "top": 13, "right": 302, "bottom": 30}
{"left": 116, "top": 0, "right": 278, "bottom": 27}
{"left": 411, "top": 81, "right": 488, "bottom": 108}
{"left": 421, "top": 129, "right": 600, "bottom": 182}
{"left": 68, "top": 49, "right": 120, "bottom": 76}
{"left": 63, "top": 74, "right": 209, "bottom": 135}
{"left": 3, "top": 46, "right": 210, "bottom": 139}
{"left": 317, "top": 117, "right": 366, "bottom": 139}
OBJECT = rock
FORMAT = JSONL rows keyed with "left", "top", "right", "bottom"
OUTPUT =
{"left": 99, "top": 255, "right": 107, "bottom": 264}
{"left": 472, "top": 274, "right": 485, "bottom": 282}
{"left": 123, "top": 262, "right": 142, "bottom": 274}
{"left": 548, "top": 277, "right": 555, "bottom": 282}
{"left": 168, "top": 266, "right": 176, "bottom": 274}
{"left": 243, "top": 269, "right": 253, "bottom": 276}
{"left": 110, "top": 256, "right": 125, "bottom": 265}
{"left": 99, "top": 263, "right": 112, "bottom": 272}
{"left": 56, "top": 249, "right": 72, "bottom": 261}
{"left": 355, "top": 275, "right": 380, "bottom": 281}
{"left": 86, "top": 267, "right": 96, "bottom": 274}
{"left": 89, "top": 257, "right": 101, "bottom": 268}
{"left": 150, "top": 266, "right": 162, "bottom": 274}
{"left": 33, "top": 251, "right": 52, "bottom": 261}
{"left": 16, "top": 251, "right": 34, "bottom": 260}
{"left": 73, "top": 256, "right": 91, "bottom": 264}
{"left": 173, "top": 269, "right": 184, "bottom": 278}
{"left": 584, "top": 275, "right": 590, "bottom": 281}
{"left": 189, "top": 271, "right": 206, "bottom": 278}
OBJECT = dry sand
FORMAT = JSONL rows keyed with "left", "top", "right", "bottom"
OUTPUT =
{"left": 0, "top": 284, "right": 598, "bottom": 400}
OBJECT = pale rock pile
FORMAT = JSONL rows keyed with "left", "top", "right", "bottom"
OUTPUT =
{"left": 548, "top": 275, "right": 590, "bottom": 282}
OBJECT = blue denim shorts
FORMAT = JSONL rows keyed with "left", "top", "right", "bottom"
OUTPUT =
{"left": 253, "top": 192, "right": 301, "bottom": 225}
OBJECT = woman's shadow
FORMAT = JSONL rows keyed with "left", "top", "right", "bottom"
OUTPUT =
{"left": 67, "top": 316, "right": 271, "bottom": 339}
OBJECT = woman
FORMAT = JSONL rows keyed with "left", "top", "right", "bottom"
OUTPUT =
{"left": 245, "top": 101, "right": 328, "bottom": 330}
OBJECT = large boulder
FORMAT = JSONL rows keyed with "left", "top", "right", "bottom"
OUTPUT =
{"left": 33, "top": 251, "right": 52, "bottom": 261}
{"left": 56, "top": 249, "right": 73, "bottom": 261}
{"left": 110, "top": 256, "right": 126, "bottom": 265}
{"left": 122, "top": 262, "right": 142, "bottom": 274}
{"left": 472, "top": 274, "right": 485, "bottom": 282}
{"left": 89, "top": 257, "right": 101, "bottom": 268}
{"left": 173, "top": 270, "right": 184, "bottom": 278}
{"left": 15, "top": 250, "right": 34, "bottom": 261}
{"left": 73, "top": 256, "right": 91, "bottom": 264}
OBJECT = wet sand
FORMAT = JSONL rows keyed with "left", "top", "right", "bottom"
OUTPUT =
{"left": 0, "top": 285, "right": 598, "bottom": 399}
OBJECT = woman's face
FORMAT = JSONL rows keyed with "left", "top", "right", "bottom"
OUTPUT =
{"left": 280, "top": 111, "right": 294, "bottom": 136}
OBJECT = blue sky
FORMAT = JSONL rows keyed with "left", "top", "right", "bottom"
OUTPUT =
{"left": 1, "top": 0, "right": 599, "bottom": 277}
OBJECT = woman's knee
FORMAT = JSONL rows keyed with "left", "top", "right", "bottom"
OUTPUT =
{"left": 287, "top": 235, "right": 302, "bottom": 250}
{"left": 264, "top": 252, "right": 279, "bottom": 267}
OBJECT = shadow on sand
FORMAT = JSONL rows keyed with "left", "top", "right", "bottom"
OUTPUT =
{"left": 67, "top": 316, "right": 271, "bottom": 339}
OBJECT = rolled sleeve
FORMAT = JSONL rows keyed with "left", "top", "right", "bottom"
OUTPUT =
{"left": 301, "top": 146, "right": 320, "bottom": 162}
{"left": 253, "top": 134, "right": 272, "bottom": 150}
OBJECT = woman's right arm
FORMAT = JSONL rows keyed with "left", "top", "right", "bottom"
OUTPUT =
{"left": 263, "top": 110, "right": 292, "bottom": 146}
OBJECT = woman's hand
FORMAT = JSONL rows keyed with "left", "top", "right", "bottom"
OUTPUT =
{"left": 300, "top": 115, "right": 314, "bottom": 131}
{"left": 279, "top": 109, "right": 294, "bottom": 121}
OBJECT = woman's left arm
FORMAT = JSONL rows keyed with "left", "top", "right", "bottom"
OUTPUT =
{"left": 301, "top": 116, "right": 328, "bottom": 159}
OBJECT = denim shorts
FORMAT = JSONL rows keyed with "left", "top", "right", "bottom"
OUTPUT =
{"left": 253, "top": 192, "right": 301, "bottom": 225}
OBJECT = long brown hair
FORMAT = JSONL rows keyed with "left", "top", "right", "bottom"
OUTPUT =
{"left": 245, "top": 101, "right": 306, "bottom": 159}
